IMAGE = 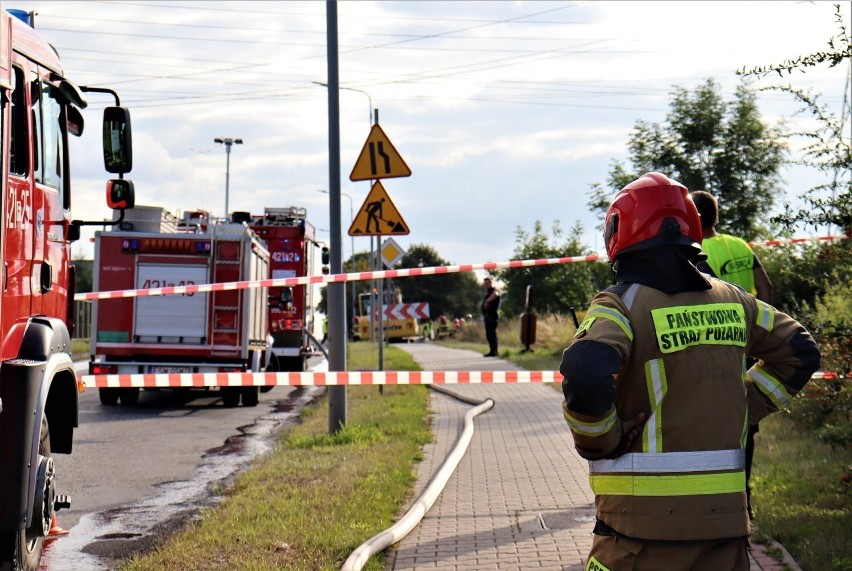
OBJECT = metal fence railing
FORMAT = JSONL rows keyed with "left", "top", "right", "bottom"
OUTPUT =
{"left": 74, "top": 300, "right": 92, "bottom": 340}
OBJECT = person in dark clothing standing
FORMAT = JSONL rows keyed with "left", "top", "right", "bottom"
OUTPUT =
{"left": 481, "top": 277, "right": 500, "bottom": 357}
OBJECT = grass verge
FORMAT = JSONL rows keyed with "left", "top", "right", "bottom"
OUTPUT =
{"left": 120, "top": 343, "right": 429, "bottom": 571}
{"left": 750, "top": 412, "right": 851, "bottom": 570}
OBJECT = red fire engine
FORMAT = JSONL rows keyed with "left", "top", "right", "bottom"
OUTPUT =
{"left": 249, "top": 206, "right": 322, "bottom": 372}
{"left": 88, "top": 207, "right": 271, "bottom": 408}
{"left": 1, "top": 9, "right": 134, "bottom": 569}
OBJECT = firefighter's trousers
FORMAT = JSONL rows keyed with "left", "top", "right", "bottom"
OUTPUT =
{"left": 586, "top": 533, "right": 750, "bottom": 571}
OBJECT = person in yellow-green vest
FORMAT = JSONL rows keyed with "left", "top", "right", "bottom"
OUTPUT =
{"left": 560, "top": 173, "right": 819, "bottom": 571}
{"left": 691, "top": 190, "right": 773, "bottom": 519}
{"left": 690, "top": 190, "right": 774, "bottom": 304}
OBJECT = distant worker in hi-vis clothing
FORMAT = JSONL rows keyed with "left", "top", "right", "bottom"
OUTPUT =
{"left": 691, "top": 189, "right": 774, "bottom": 520}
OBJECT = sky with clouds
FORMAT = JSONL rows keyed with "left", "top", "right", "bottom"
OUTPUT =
{"left": 5, "top": 0, "right": 850, "bottom": 268}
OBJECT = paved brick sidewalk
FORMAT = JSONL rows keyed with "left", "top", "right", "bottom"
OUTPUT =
{"left": 386, "top": 343, "right": 793, "bottom": 571}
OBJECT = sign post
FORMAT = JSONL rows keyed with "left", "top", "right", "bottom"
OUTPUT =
{"left": 348, "top": 122, "right": 412, "bottom": 372}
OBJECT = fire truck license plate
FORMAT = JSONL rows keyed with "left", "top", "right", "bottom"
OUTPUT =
{"left": 148, "top": 366, "right": 192, "bottom": 374}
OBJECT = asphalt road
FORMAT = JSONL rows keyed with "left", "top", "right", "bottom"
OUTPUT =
{"left": 40, "top": 359, "right": 325, "bottom": 570}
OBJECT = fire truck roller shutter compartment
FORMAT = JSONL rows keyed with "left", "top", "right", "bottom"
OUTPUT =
{"left": 134, "top": 264, "right": 209, "bottom": 342}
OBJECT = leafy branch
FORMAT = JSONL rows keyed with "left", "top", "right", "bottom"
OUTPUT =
{"left": 737, "top": 4, "right": 851, "bottom": 78}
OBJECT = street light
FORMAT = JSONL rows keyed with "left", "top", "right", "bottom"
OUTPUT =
{"left": 214, "top": 136, "right": 243, "bottom": 220}
{"left": 312, "top": 81, "right": 373, "bottom": 126}
{"left": 318, "top": 189, "right": 356, "bottom": 329}
{"left": 313, "top": 81, "right": 375, "bottom": 341}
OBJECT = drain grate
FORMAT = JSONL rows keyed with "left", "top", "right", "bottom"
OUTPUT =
{"left": 538, "top": 507, "right": 596, "bottom": 530}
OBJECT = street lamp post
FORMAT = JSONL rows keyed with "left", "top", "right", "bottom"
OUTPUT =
{"left": 214, "top": 137, "right": 243, "bottom": 220}
{"left": 318, "top": 189, "right": 356, "bottom": 333}
{"left": 312, "top": 81, "right": 372, "bottom": 127}
{"left": 313, "top": 80, "right": 376, "bottom": 345}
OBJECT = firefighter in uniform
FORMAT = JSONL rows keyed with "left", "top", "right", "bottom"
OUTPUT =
{"left": 559, "top": 172, "right": 820, "bottom": 571}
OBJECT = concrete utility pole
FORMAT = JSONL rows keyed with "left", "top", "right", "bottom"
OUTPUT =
{"left": 214, "top": 137, "right": 242, "bottom": 220}
{"left": 317, "top": 189, "right": 356, "bottom": 326}
{"left": 324, "top": 0, "right": 347, "bottom": 433}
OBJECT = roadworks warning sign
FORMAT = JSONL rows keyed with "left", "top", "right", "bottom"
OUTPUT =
{"left": 349, "top": 181, "right": 410, "bottom": 236}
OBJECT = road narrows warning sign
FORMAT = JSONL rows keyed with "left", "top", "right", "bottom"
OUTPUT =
{"left": 350, "top": 124, "right": 412, "bottom": 181}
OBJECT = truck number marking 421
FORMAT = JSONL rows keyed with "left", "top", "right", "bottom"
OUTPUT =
{"left": 271, "top": 251, "right": 300, "bottom": 263}
{"left": 7, "top": 187, "right": 30, "bottom": 229}
{"left": 141, "top": 279, "right": 197, "bottom": 295}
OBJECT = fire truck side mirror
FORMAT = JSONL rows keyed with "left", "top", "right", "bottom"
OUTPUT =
{"left": 103, "top": 106, "right": 132, "bottom": 174}
{"left": 106, "top": 178, "right": 135, "bottom": 210}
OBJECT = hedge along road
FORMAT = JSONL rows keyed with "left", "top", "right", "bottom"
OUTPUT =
{"left": 40, "top": 359, "right": 325, "bottom": 571}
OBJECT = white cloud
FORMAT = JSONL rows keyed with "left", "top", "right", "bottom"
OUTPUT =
{"left": 6, "top": 0, "right": 848, "bottom": 272}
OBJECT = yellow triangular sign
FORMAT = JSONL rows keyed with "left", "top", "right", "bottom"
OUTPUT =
{"left": 349, "top": 181, "right": 410, "bottom": 236}
{"left": 349, "top": 124, "right": 412, "bottom": 182}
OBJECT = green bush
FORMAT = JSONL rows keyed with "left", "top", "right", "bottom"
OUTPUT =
{"left": 786, "top": 280, "right": 851, "bottom": 449}
{"left": 758, "top": 240, "right": 852, "bottom": 315}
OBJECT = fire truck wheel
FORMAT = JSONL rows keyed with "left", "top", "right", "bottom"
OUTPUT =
{"left": 119, "top": 388, "right": 140, "bottom": 406}
{"left": 0, "top": 418, "right": 49, "bottom": 570}
{"left": 221, "top": 388, "right": 241, "bottom": 408}
{"left": 241, "top": 387, "right": 260, "bottom": 407}
{"left": 99, "top": 388, "right": 120, "bottom": 406}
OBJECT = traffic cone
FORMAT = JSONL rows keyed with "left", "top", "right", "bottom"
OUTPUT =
{"left": 47, "top": 514, "right": 69, "bottom": 537}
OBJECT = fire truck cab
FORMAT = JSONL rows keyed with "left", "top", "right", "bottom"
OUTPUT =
{"left": 249, "top": 206, "right": 321, "bottom": 372}
{"left": 1, "top": 9, "right": 133, "bottom": 569}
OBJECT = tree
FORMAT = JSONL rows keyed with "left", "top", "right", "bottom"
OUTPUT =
{"left": 72, "top": 253, "right": 93, "bottom": 293}
{"left": 587, "top": 79, "right": 787, "bottom": 241}
{"left": 318, "top": 250, "right": 371, "bottom": 317}
{"left": 318, "top": 244, "right": 482, "bottom": 321}
{"left": 494, "top": 220, "right": 611, "bottom": 318}
{"left": 396, "top": 244, "right": 481, "bottom": 320}
{"left": 737, "top": 3, "right": 851, "bottom": 234}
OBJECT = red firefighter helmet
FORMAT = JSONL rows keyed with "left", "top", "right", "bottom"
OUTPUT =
{"left": 603, "top": 172, "right": 702, "bottom": 260}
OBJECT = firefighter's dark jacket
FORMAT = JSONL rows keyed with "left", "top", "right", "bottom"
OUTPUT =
{"left": 560, "top": 247, "right": 820, "bottom": 541}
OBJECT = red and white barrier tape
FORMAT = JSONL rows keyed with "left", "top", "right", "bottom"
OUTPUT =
{"left": 80, "top": 369, "right": 840, "bottom": 389}
{"left": 74, "top": 233, "right": 847, "bottom": 302}
{"left": 74, "top": 253, "right": 603, "bottom": 301}
{"left": 81, "top": 370, "right": 563, "bottom": 388}
{"left": 749, "top": 235, "right": 846, "bottom": 248}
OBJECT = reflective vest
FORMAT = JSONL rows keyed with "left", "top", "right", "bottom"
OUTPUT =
{"left": 701, "top": 234, "right": 757, "bottom": 294}
{"left": 562, "top": 279, "right": 818, "bottom": 541}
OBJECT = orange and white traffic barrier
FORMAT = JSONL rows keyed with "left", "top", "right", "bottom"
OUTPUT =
{"left": 79, "top": 369, "right": 841, "bottom": 389}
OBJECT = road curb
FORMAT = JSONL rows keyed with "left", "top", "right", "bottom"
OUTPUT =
{"left": 750, "top": 526, "right": 802, "bottom": 571}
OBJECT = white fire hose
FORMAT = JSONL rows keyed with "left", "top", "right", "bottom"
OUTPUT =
{"left": 340, "top": 386, "right": 494, "bottom": 571}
